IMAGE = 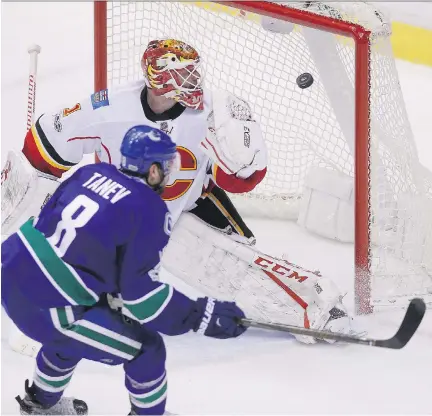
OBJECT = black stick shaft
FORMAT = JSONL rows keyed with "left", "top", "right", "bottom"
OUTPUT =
{"left": 240, "top": 318, "right": 374, "bottom": 345}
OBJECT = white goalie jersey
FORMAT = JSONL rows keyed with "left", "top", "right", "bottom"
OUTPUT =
{"left": 16, "top": 80, "right": 267, "bottom": 226}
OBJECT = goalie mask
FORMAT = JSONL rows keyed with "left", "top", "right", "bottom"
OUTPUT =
{"left": 142, "top": 39, "right": 204, "bottom": 110}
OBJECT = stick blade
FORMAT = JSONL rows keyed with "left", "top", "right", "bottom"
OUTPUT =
{"left": 375, "top": 298, "right": 426, "bottom": 349}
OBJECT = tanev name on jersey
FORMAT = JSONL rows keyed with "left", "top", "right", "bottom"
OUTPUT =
{"left": 83, "top": 172, "right": 131, "bottom": 204}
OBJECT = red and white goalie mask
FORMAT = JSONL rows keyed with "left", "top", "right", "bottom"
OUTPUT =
{"left": 142, "top": 39, "right": 204, "bottom": 110}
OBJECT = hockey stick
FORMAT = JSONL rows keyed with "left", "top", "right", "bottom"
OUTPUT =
{"left": 4, "top": 44, "right": 43, "bottom": 359}
{"left": 2, "top": 44, "right": 42, "bottom": 235}
{"left": 26, "top": 44, "right": 41, "bottom": 130}
{"left": 239, "top": 298, "right": 426, "bottom": 349}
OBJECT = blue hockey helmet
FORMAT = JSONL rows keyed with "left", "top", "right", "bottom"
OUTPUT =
{"left": 120, "top": 125, "right": 179, "bottom": 192}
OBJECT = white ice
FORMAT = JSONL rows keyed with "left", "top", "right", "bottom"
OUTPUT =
{"left": 2, "top": 3, "right": 432, "bottom": 415}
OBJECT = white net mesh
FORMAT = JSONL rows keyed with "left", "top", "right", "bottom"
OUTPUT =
{"left": 103, "top": 1, "right": 432, "bottom": 309}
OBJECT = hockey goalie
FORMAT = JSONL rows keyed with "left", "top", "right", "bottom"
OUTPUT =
{"left": 2, "top": 39, "right": 352, "bottom": 356}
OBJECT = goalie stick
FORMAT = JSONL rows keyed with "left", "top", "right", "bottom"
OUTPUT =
{"left": 2, "top": 44, "right": 41, "bottom": 235}
{"left": 239, "top": 298, "right": 426, "bottom": 349}
{"left": 3, "top": 44, "right": 43, "bottom": 359}
{"left": 26, "top": 44, "right": 41, "bottom": 130}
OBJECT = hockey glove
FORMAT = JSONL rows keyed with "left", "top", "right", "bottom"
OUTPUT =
{"left": 193, "top": 297, "right": 247, "bottom": 339}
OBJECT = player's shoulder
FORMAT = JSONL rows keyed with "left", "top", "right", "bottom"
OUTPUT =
{"left": 89, "top": 80, "right": 145, "bottom": 111}
{"left": 76, "top": 163, "right": 167, "bottom": 207}
{"left": 130, "top": 179, "right": 168, "bottom": 216}
{"left": 107, "top": 80, "right": 145, "bottom": 101}
{"left": 101, "top": 164, "right": 167, "bottom": 211}
{"left": 76, "top": 162, "right": 117, "bottom": 176}
{"left": 73, "top": 164, "right": 170, "bottom": 236}
{"left": 122, "top": 173, "right": 171, "bottom": 235}
{"left": 112, "top": 80, "right": 145, "bottom": 94}
{"left": 76, "top": 162, "right": 141, "bottom": 189}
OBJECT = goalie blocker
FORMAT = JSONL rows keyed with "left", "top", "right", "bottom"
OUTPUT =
{"left": 161, "top": 212, "right": 352, "bottom": 344}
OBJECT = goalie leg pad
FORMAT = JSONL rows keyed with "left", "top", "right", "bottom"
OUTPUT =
{"left": 1, "top": 150, "right": 60, "bottom": 240}
{"left": 161, "top": 213, "right": 345, "bottom": 333}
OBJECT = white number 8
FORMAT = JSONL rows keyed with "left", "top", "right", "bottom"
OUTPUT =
{"left": 47, "top": 194, "right": 99, "bottom": 257}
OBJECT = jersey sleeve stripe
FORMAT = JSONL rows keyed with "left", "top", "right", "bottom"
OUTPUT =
{"left": 123, "top": 285, "right": 168, "bottom": 305}
{"left": 22, "top": 127, "right": 64, "bottom": 177}
{"left": 123, "top": 285, "right": 174, "bottom": 324}
{"left": 18, "top": 219, "right": 99, "bottom": 307}
{"left": 32, "top": 116, "right": 76, "bottom": 170}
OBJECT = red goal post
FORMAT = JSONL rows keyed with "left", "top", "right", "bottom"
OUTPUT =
{"left": 93, "top": 1, "right": 432, "bottom": 314}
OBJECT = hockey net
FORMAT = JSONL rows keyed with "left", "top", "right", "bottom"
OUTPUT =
{"left": 94, "top": 1, "right": 432, "bottom": 313}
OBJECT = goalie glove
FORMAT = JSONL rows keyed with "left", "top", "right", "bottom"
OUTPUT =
{"left": 200, "top": 90, "right": 267, "bottom": 178}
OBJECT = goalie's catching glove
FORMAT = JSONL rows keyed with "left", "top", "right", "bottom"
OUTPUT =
{"left": 200, "top": 90, "right": 267, "bottom": 178}
{"left": 192, "top": 297, "right": 247, "bottom": 339}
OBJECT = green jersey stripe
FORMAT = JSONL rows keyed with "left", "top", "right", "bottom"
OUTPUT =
{"left": 18, "top": 219, "right": 99, "bottom": 306}
{"left": 50, "top": 309, "right": 141, "bottom": 361}
{"left": 131, "top": 376, "right": 167, "bottom": 399}
{"left": 36, "top": 374, "right": 73, "bottom": 388}
{"left": 68, "top": 324, "right": 140, "bottom": 357}
{"left": 130, "top": 384, "right": 168, "bottom": 409}
{"left": 123, "top": 285, "right": 173, "bottom": 323}
{"left": 35, "top": 366, "right": 74, "bottom": 382}
{"left": 77, "top": 320, "right": 142, "bottom": 349}
{"left": 17, "top": 230, "right": 77, "bottom": 306}
{"left": 123, "top": 285, "right": 168, "bottom": 305}
{"left": 33, "top": 378, "right": 70, "bottom": 393}
{"left": 56, "top": 307, "right": 71, "bottom": 328}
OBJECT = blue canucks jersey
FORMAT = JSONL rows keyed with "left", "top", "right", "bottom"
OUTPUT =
{"left": 2, "top": 163, "right": 196, "bottom": 335}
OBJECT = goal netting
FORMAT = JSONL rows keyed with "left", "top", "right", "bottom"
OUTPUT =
{"left": 94, "top": 1, "right": 432, "bottom": 313}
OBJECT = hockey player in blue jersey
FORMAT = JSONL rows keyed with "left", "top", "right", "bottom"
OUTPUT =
{"left": 1, "top": 124, "right": 247, "bottom": 416}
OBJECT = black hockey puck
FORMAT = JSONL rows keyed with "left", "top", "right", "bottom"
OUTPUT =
{"left": 296, "top": 72, "right": 314, "bottom": 89}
